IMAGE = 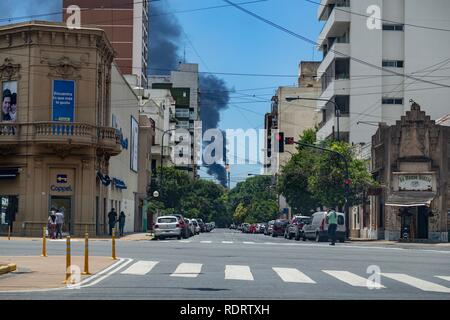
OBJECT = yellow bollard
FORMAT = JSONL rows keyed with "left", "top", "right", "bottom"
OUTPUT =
{"left": 82, "top": 233, "right": 91, "bottom": 275}
{"left": 41, "top": 226, "right": 47, "bottom": 257}
{"left": 111, "top": 229, "right": 117, "bottom": 260}
{"left": 63, "top": 236, "right": 71, "bottom": 283}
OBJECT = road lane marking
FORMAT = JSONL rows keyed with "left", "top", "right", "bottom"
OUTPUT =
{"left": 273, "top": 268, "right": 316, "bottom": 284}
{"left": 225, "top": 265, "right": 254, "bottom": 281}
{"left": 323, "top": 270, "right": 385, "bottom": 288}
{"left": 179, "top": 240, "right": 191, "bottom": 243}
{"left": 436, "top": 276, "right": 450, "bottom": 282}
{"left": 121, "top": 261, "right": 159, "bottom": 275}
{"left": 222, "top": 241, "right": 233, "bottom": 244}
{"left": 170, "top": 263, "right": 203, "bottom": 278}
{"left": 200, "top": 241, "right": 212, "bottom": 244}
{"left": 382, "top": 273, "right": 450, "bottom": 293}
{"left": 243, "top": 241, "right": 255, "bottom": 244}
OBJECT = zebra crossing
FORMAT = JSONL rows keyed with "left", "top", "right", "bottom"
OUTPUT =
{"left": 117, "top": 260, "right": 450, "bottom": 294}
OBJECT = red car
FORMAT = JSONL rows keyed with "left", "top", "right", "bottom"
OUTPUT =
{"left": 248, "top": 224, "right": 257, "bottom": 234}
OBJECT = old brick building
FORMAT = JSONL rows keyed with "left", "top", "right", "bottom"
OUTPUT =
{"left": 370, "top": 102, "right": 449, "bottom": 242}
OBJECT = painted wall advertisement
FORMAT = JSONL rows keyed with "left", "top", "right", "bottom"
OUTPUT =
{"left": 398, "top": 174, "right": 433, "bottom": 191}
{"left": 130, "top": 116, "right": 138, "bottom": 172}
{"left": 52, "top": 80, "right": 75, "bottom": 122}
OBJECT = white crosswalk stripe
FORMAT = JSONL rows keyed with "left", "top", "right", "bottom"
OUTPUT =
{"left": 121, "top": 261, "right": 159, "bottom": 275}
{"left": 243, "top": 241, "right": 255, "bottom": 244}
{"left": 200, "top": 241, "right": 212, "bottom": 244}
{"left": 382, "top": 273, "right": 450, "bottom": 293}
{"left": 179, "top": 240, "right": 191, "bottom": 243}
{"left": 225, "top": 265, "right": 254, "bottom": 281}
{"left": 273, "top": 267, "right": 316, "bottom": 284}
{"left": 222, "top": 241, "right": 233, "bottom": 244}
{"left": 171, "top": 263, "right": 203, "bottom": 278}
{"left": 436, "top": 276, "right": 450, "bottom": 282}
{"left": 323, "top": 270, "right": 385, "bottom": 288}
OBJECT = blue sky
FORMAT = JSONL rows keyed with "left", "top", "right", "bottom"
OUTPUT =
{"left": 0, "top": 0, "right": 323, "bottom": 185}
{"left": 168, "top": 0, "right": 322, "bottom": 183}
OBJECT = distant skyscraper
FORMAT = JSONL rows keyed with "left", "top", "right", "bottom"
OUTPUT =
{"left": 63, "top": 0, "right": 149, "bottom": 87}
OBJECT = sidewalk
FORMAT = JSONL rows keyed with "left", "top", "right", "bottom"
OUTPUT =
{"left": 118, "top": 232, "right": 154, "bottom": 241}
{"left": 0, "top": 256, "right": 115, "bottom": 292}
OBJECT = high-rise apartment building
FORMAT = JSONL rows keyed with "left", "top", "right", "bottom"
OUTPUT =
{"left": 316, "top": 0, "right": 450, "bottom": 146}
{"left": 149, "top": 64, "right": 201, "bottom": 178}
{"left": 63, "top": 0, "right": 149, "bottom": 87}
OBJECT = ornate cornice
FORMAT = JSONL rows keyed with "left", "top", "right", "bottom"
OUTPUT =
{"left": 0, "top": 57, "right": 21, "bottom": 81}
{"left": 42, "top": 55, "right": 83, "bottom": 79}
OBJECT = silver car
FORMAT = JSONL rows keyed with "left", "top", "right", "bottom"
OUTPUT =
{"left": 154, "top": 216, "right": 182, "bottom": 240}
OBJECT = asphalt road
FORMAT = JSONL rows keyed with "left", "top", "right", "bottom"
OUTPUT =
{"left": 1, "top": 229, "right": 450, "bottom": 300}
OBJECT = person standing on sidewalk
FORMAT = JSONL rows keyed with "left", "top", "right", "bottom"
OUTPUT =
{"left": 108, "top": 208, "right": 117, "bottom": 236}
{"left": 326, "top": 209, "right": 338, "bottom": 246}
{"left": 47, "top": 211, "right": 57, "bottom": 239}
{"left": 118, "top": 211, "right": 126, "bottom": 237}
{"left": 55, "top": 208, "right": 64, "bottom": 239}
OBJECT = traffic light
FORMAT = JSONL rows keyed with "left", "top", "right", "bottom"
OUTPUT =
{"left": 344, "top": 178, "right": 351, "bottom": 196}
{"left": 285, "top": 137, "right": 295, "bottom": 145}
{"left": 275, "top": 132, "right": 284, "bottom": 153}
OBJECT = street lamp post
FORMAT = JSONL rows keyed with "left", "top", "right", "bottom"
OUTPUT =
{"left": 286, "top": 96, "right": 342, "bottom": 141}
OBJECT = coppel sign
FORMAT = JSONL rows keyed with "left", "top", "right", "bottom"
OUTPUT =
{"left": 52, "top": 80, "right": 75, "bottom": 122}
{"left": 50, "top": 185, "right": 73, "bottom": 192}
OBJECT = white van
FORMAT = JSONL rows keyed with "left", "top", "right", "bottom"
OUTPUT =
{"left": 302, "top": 211, "right": 346, "bottom": 242}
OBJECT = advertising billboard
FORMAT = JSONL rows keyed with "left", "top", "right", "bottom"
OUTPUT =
{"left": 2, "top": 81, "right": 17, "bottom": 122}
{"left": 130, "top": 116, "right": 139, "bottom": 172}
{"left": 52, "top": 80, "right": 75, "bottom": 122}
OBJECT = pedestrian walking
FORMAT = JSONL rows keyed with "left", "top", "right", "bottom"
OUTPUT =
{"left": 47, "top": 211, "right": 57, "bottom": 239}
{"left": 326, "top": 209, "right": 338, "bottom": 246}
{"left": 118, "top": 211, "right": 126, "bottom": 237}
{"left": 108, "top": 208, "right": 117, "bottom": 236}
{"left": 55, "top": 208, "right": 65, "bottom": 239}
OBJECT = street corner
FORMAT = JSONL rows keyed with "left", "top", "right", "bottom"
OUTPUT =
{"left": 0, "top": 256, "right": 117, "bottom": 292}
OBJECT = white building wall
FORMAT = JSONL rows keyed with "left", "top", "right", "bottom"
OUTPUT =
{"left": 109, "top": 64, "right": 140, "bottom": 233}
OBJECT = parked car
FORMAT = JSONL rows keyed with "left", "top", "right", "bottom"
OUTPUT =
{"left": 197, "top": 218, "right": 206, "bottom": 232}
{"left": 154, "top": 216, "right": 182, "bottom": 240}
{"left": 272, "top": 219, "right": 289, "bottom": 237}
{"left": 205, "top": 223, "right": 212, "bottom": 232}
{"left": 302, "top": 211, "right": 346, "bottom": 242}
{"left": 185, "top": 219, "right": 196, "bottom": 237}
{"left": 264, "top": 220, "right": 275, "bottom": 236}
{"left": 248, "top": 224, "right": 257, "bottom": 234}
{"left": 241, "top": 223, "right": 250, "bottom": 233}
{"left": 190, "top": 218, "right": 201, "bottom": 235}
{"left": 285, "top": 216, "right": 311, "bottom": 240}
{"left": 210, "top": 222, "right": 216, "bottom": 229}
{"left": 259, "top": 223, "right": 268, "bottom": 234}
{"left": 172, "top": 214, "right": 190, "bottom": 238}
{"left": 229, "top": 223, "right": 236, "bottom": 229}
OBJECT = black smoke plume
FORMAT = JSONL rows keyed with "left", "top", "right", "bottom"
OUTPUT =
{"left": 149, "top": 3, "right": 230, "bottom": 186}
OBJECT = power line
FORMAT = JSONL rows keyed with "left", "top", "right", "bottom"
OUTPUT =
{"left": 222, "top": 0, "right": 450, "bottom": 89}
{"left": 306, "top": 0, "right": 450, "bottom": 33}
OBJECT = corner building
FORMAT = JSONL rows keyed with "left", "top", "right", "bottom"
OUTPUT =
{"left": 0, "top": 22, "right": 121, "bottom": 237}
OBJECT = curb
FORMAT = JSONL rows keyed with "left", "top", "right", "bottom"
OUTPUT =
{"left": 0, "top": 263, "right": 17, "bottom": 275}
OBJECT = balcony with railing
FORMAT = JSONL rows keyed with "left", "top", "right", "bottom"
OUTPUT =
{"left": 0, "top": 122, "right": 121, "bottom": 155}
{"left": 317, "top": 1, "right": 351, "bottom": 48}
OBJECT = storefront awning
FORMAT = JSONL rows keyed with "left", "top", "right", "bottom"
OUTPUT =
{"left": 96, "top": 172, "right": 111, "bottom": 186}
{"left": 113, "top": 178, "right": 127, "bottom": 190}
{"left": 385, "top": 191, "right": 436, "bottom": 207}
{"left": 0, "top": 168, "right": 19, "bottom": 179}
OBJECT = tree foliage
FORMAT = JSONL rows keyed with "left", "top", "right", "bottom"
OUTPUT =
{"left": 277, "top": 129, "right": 377, "bottom": 213}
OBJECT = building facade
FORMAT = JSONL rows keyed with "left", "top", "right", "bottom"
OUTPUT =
{"left": 0, "top": 22, "right": 120, "bottom": 237}
{"left": 370, "top": 102, "right": 449, "bottom": 242}
{"left": 149, "top": 64, "right": 201, "bottom": 178}
{"left": 63, "top": 0, "right": 149, "bottom": 87}
{"left": 316, "top": 0, "right": 450, "bottom": 146}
